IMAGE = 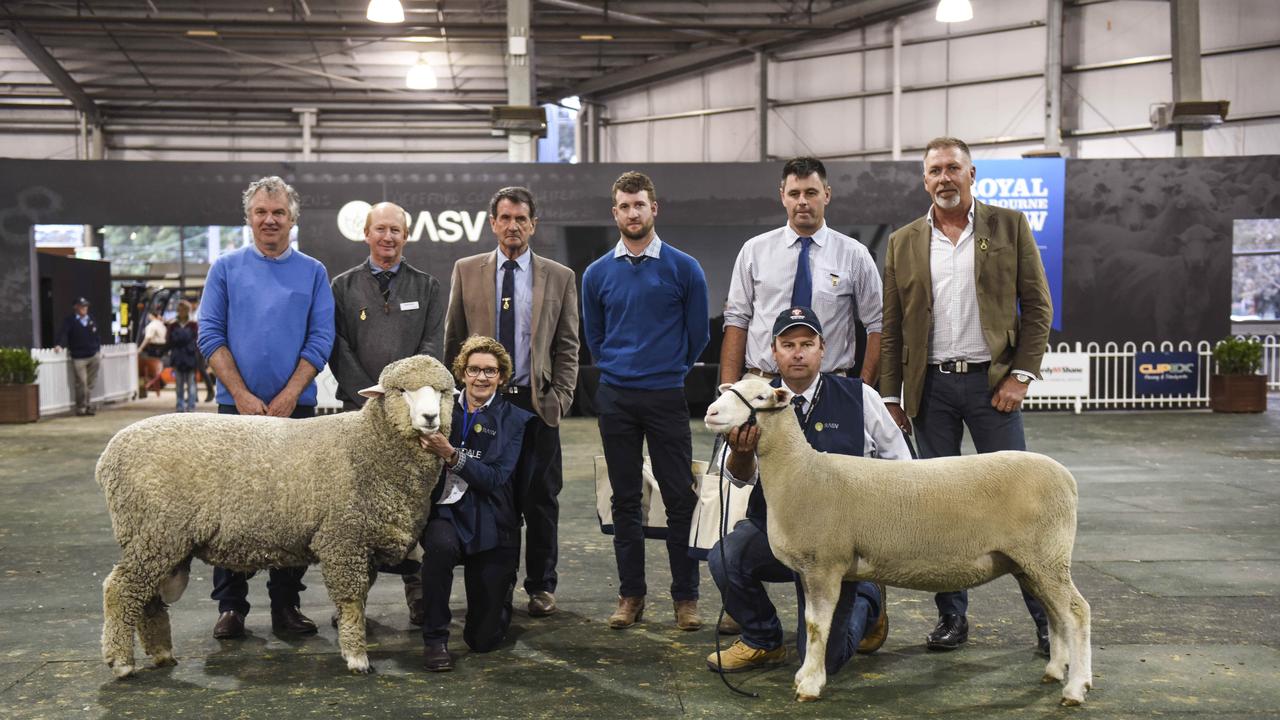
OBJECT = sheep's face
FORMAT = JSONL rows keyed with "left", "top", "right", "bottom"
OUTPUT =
{"left": 360, "top": 355, "right": 458, "bottom": 437}
{"left": 704, "top": 378, "right": 793, "bottom": 434}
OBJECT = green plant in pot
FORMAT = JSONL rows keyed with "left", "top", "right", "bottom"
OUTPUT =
{"left": 1210, "top": 337, "right": 1267, "bottom": 413}
{"left": 0, "top": 347, "right": 42, "bottom": 423}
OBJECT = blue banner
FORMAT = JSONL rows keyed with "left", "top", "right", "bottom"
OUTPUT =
{"left": 1135, "top": 351, "right": 1199, "bottom": 396}
{"left": 972, "top": 158, "right": 1066, "bottom": 331}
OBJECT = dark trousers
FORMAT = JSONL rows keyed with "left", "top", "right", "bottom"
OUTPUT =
{"left": 210, "top": 403, "right": 314, "bottom": 615}
{"left": 913, "top": 368, "right": 1048, "bottom": 629}
{"left": 708, "top": 520, "right": 880, "bottom": 676}
{"left": 595, "top": 383, "right": 699, "bottom": 601}
{"left": 419, "top": 517, "right": 519, "bottom": 652}
{"left": 505, "top": 388, "right": 564, "bottom": 595}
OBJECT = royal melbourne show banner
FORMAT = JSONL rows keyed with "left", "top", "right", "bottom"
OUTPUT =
{"left": 973, "top": 158, "right": 1066, "bottom": 331}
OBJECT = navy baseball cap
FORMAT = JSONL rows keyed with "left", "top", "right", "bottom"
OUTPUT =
{"left": 73, "top": 297, "right": 90, "bottom": 306}
{"left": 772, "top": 306, "right": 823, "bottom": 337}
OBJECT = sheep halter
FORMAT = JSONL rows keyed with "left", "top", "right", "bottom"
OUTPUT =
{"left": 724, "top": 386, "right": 787, "bottom": 431}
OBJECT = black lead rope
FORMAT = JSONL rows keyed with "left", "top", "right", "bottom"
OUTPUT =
{"left": 710, "top": 387, "right": 788, "bottom": 698}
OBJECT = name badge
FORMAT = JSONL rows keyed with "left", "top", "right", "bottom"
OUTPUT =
{"left": 399, "top": 301, "right": 420, "bottom": 311}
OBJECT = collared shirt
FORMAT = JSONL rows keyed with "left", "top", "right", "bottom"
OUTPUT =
{"left": 368, "top": 257, "right": 402, "bottom": 291}
{"left": 249, "top": 242, "right": 294, "bottom": 262}
{"left": 612, "top": 236, "right": 664, "bottom": 261}
{"left": 926, "top": 202, "right": 989, "bottom": 365}
{"left": 78, "top": 314, "right": 90, "bottom": 327}
{"left": 437, "top": 391, "right": 496, "bottom": 505}
{"left": 493, "top": 247, "right": 533, "bottom": 385}
{"left": 724, "top": 222, "right": 882, "bottom": 374}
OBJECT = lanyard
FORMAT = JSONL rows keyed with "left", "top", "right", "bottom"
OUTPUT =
{"left": 458, "top": 402, "right": 480, "bottom": 449}
{"left": 797, "top": 376, "right": 822, "bottom": 432}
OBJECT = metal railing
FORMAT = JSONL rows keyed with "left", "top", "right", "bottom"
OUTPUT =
{"left": 1024, "top": 335, "right": 1278, "bottom": 412}
{"left": 32, "top": 343, "right": 138, "bottom": 415}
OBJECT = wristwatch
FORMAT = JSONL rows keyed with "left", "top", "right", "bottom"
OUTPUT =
{"left": 1012, "top": 371, "right": 1034, "bottom": 385}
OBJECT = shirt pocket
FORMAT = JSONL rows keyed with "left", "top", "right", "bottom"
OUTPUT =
{"left": 812, "top": 265, "right": 850, "bottom": 308}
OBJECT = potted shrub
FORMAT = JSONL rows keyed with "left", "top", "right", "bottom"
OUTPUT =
{"left": 0, "top": 347, "right": 41, "bottom": 423}
{"left": 1210, "top": 337, "right": 1267, "bottom": 413}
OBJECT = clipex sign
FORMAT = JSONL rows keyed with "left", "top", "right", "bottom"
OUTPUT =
{"left": 1135, "top": 351, "right": 1199, "bottom": 396}
{"left": 337, "top": 200, "right": 488, "bottom": 243}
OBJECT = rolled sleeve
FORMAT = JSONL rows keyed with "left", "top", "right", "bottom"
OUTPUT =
{"left": 862, "top": 384, "right": 911, "bottom": 460}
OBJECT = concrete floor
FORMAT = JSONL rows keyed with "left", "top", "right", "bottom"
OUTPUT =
{"left": 1, "top": 393, "right": 1278, "bottom": 719}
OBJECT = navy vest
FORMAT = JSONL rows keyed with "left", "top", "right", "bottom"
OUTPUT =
{"left": 747, "top": 373, "right": 865, "bottom": 525}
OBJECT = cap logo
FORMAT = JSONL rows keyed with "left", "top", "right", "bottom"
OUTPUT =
{"left": 791, "top": 308, "right": 804, "bottom": 317}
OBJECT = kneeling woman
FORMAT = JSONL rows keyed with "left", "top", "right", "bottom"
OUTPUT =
{"left": 418, "top": 335, "right": 533, "bottom": 672}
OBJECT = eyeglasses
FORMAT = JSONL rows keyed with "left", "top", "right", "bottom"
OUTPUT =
{"left": 464, "top": 366, "right": 499, "bottom": 378}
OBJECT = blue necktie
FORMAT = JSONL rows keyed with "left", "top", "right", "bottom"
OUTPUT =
{"left": 499, "top": 260, "right": 518, "bottom": 358}
{"left": 790, "top": 236, "right": 813, "bottom": 308}
{"left": 792, "top": 395, "right": 807, "bottom": 423}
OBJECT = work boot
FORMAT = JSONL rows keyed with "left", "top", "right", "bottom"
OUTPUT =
{"left": 705, "top": 640, "right": 786, "bottom": 673}
{"left": 423, "top": 642, "right": 453, "bottom": 672}
{"left": 926, "top": 613, "right": 968, "bottom": 651}
{"left": 857, "top": 583, "right": 888, "bottom": 654}
{"left": 674, "top": 599, "right": 702, "bottom": 631}
{"left": 607, "top": 595, "right": 645, "bottom": 629}
{"left": 528, "top": 591, "right": 558, "bottom": 617}
{"left": 717, "top": 612, "right": 742, "bottom": 635}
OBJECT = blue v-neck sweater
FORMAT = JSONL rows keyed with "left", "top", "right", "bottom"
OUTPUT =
{"left": 581, "top": 243, "right": 709, "bottom": 390}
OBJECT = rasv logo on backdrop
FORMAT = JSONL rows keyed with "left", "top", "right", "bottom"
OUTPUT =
{"left": 337, "top": 200, "right": 487, "bottom": 243}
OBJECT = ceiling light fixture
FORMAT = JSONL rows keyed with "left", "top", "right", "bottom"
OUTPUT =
{"left": 579, "top": 34, "right": 614, "bottom": 41}
{"left": 406, "top": 54, "right": 438, "bottom": 90}
{"left": 367, "top": 0, "right": 404, "bottom": 24}
{"left": 185, "top": 29, "right": 219, "bottom": 37}
{"left": 935, "top": 0, "right": 974, "bottom": 23}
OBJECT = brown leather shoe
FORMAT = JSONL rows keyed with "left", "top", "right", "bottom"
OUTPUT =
{"left": 857, "top": 583, "right": 888, "bottom": 654}
{"left": 271, "top": 605, "right": 318, "bottom": 636}
{"left": 608, "top": 595, "right": 645, "bottom": 629}
{"left": 213, "top": 610, "right": 245, "bottom": 639}
{"left": 528, "top": 591, "right": 558, "bottom": 617}
{"left": 423, "top": 642, "right": 454, "bottom": 672}
{"left": 674, "top": 599, "right": 702, "bottom": 631}
{"left": 717, "top": 612, "right": 742, "bottom": 635}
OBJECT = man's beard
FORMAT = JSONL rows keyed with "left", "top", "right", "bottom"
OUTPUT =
{"left": 619, "top": 220, "right": 653, "bottom": 241}
{"left": 934, "top": 191, "right": 962, "bottom": 209}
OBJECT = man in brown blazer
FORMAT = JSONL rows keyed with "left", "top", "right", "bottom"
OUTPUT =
{"left": 444, "top": 186, "right": 580, "bottom": 618}
{"left": 880, "top": 136, "right": 1054, "bottom": 657}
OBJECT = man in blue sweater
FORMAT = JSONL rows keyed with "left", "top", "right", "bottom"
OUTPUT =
{"left": 197, "top": 176, "right": 335, "bottom": 641}
{"left": 582, "top": 171, "right": 710, "bottom": 632}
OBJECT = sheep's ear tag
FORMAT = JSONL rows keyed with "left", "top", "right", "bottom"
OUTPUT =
{"left": 358, "top": 383, "right": 385, "bottom": 399}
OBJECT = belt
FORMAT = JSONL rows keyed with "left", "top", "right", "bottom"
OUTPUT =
{"left": 930, "top": 360, "right": 990, "bottom": 374}
{"left": 502, "top": 384, "right": 532, "bottom": 395}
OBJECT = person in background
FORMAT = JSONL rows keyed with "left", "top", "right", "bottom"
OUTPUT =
{"left": 138, "top": 310, "right": 168, "bottom": 394}
{"left": 54, "top": 296, "right": 102, "bottom": 416}
{"left": 166, "top": 299, "right": 199, "bottom": 413}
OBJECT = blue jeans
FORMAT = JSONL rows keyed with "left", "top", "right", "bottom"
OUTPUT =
{"left": 174, "top": 368, "right": 197, "bottom": 412}
{"left": 914, "top": 367, "right": 1047, "bottom": 628}
{"left": 708, "top": 519, "right": 881, "bottom": 675}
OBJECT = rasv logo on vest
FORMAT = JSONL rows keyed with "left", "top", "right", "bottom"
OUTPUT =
{"left": 337, "top": 200, "right": 488, "bottom": 243}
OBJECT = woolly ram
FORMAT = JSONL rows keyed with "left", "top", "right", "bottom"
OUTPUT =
{"left": 705, "top": 377, "right": 1092, "bottom": 706}
{"left": 97, "top": 355, "right": 455, "bottom": 679}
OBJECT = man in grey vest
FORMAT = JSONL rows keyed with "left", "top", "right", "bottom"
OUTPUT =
{"left": 330, "top": 200, "right": 445, "bottom": 623}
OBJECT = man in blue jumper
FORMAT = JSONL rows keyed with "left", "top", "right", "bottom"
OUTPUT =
{"left": 197, "top": 176, "right": 335, "bottom": 641}
{"left": 706, "top": 306, "right": 910, "bottom": 674}
{"left": 581, "top": 170, "right": 710, "bottom": 632}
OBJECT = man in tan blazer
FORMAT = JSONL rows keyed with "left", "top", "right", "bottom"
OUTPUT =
{"left": 444, "top": 186, "right": 580, "bottom": 618}
{"left": 880, "top": 136, "right": 1053, "bottom": 657}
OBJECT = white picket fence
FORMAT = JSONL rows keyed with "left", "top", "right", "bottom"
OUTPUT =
{"left": 32, "top": 343, "right": 138, "bottom": 415}
{"left": 1023, "top": 335, "right": 1279, "bottom": 413}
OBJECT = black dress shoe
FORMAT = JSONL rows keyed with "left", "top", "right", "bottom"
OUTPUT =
{"left": 926, "top": 613, "right": 969, "bottom": 651}
{"left": 1036, "top": 624, "right": 1051, "bottom": 657}
{"left": 423, "top": 643, "right": 453, "bottom": 672}
{"left": 213, "top": 610, "right": 245, "bottom": 639}
{"left": 271, "top": 605, "right": 318, "bottom": 636}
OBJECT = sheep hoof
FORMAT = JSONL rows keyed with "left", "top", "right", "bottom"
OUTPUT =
{"left": 1042, "top": 673, "right": 1060, "bottom": 684}
{"left": 152, "top": 651, "right": 177, "bottom": 667}
{"left": 346, "top": 656, "right": 373, "bottom": 674}
{"left": 1060, "top": 696, "right": 1083, "bottom": 707}
{"left": 109, "top": 663, "right": 136, "bottom": 679}
{"left": 795, "top": 692, "right": 820, "bottom": 703}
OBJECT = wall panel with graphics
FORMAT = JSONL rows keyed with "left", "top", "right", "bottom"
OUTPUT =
{"left": 2, "top": 157, "right": 1277, "bottom": 351}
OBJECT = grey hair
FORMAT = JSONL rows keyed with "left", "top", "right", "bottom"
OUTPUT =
{"left": 242, "top": 176, "right": 301, "bottom": 221}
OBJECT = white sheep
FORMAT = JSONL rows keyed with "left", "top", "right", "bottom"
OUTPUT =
{"left": 705, "top": 377, "right": 1092, "bottom": 706}
{"left": 97, "top": 355, "right": 455, "bottom": 679}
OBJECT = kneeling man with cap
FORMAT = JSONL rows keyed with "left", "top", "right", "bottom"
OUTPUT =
{"left": 706, "top": 306, "right": 911, "bottom": 674}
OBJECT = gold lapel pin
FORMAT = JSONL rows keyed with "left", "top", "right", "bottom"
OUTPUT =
{"left": 359, "top": 307, "right": 367, "bottom": 321}
{"left": 978, "top": 238, "right": 989, "bottom": 251}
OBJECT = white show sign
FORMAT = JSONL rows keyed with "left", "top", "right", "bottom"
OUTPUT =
{"left": 1026, "top": 352, "right": 1091, "bottom": 398}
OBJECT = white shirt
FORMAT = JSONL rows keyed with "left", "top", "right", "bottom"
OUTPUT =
{"left": 726, "top": 376, "right": 911, "bottom": 487}
{"left": 436, "top": 392, "right": 496, "bottom": 505}
{"left": 724, "top": 222, "right": 882, "bottom": 374}
{"left": 926, "top": 202, "right": 989, "bottom": 365}
{"left": 142, "top": 318, "right": 167, "bottom": 346}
